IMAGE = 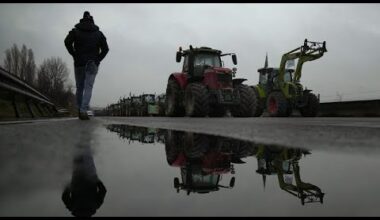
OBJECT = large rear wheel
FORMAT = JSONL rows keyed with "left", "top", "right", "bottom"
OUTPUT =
{"left": 184, "top": 132, "right": 209, "bottom": 159}
{"left": 231, "top": 84, "right": 256, "bottom": 117}
{"left": 266, "top": 91, "right": 289, "bottom": 117}
{"left": 185, "top": 83, "right": 210, "bottom": 117}
{"left": 300, "top": 93, "right": 319, "bottom": 117}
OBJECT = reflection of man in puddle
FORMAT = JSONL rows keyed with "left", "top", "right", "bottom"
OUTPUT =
{"left": 62, "top": 129, "right": 106, "bottom": 217}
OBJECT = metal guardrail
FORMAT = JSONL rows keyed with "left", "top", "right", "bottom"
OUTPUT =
{"left": 0, "top": 67, "right": 57, "bottom": 118}
{"left": 319, "top": 99, "right": 380, "bottom": 117}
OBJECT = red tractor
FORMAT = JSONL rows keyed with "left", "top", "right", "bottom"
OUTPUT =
{"left": 165, "top": 46, "right": 256, "bottom": 117}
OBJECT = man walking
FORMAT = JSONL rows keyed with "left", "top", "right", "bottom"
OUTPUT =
{"left": 65, "top": 11, "right": 109, "bottom": 120}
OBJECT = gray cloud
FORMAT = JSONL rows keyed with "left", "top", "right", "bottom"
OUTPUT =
{"left": 1, "top": 3, "right": 379, "bottom": 107}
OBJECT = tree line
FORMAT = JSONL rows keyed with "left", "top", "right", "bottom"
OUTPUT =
{"left": 2, "top": 43, "right": 76, "bottom": 111}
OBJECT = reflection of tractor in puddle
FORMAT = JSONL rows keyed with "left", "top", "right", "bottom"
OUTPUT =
{"left": 165, "top": 130, "right": 256, "bottom": 195}
{"left": 106, "top": 124, "right": 324, "bottom": 204}
{"left": 254, "top": 145, "right": 324, "bottom": 205}
{"left": 155, "top": 129, "right": 166, "bottom": 145}
{"left": 106, "top": 125, "right": 157, "bottom": 144}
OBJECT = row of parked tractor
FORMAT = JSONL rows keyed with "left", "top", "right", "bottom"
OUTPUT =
{"left": 104, "top": 93, "right": 166, "bottom": 116}
{"left": 105, "top": 38, "right": 327, "bottom": 117}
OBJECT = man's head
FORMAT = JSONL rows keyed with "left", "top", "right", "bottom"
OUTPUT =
{"left": 83, "top": 11, "right": 91, "bottom": 19}
{"left": 82, "top": 11, "right": 94, "bottom": 23}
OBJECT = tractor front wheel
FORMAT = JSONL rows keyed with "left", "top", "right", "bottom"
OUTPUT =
{"left": 266, "top": 91, "right": 289, "bottom": 117}
{"left": 165, "top": 79, "right": 185, "bottom": 117}
{"left": 251, "top": 86, "right": 264, "bottom": 117}
{"left": 300, "top": 93, "right": 319, "bottom": 117}
{"left": 231, "top": 84, "right": 256, "bottom": 117}
{"left": 185, "top": 83, "right": 210, "bottom": 117}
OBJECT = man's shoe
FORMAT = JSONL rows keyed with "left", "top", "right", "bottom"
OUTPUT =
{"left": 78, "top": 111, "right": 89, "bottom": 120}
{"left": 78, "top": 110, "right": 83, "bottom": 120}
{"left": 82, "top": 111, "right": 90, "bottom": 120}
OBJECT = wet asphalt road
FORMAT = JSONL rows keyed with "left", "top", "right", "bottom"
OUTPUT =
{"left": 1, "top": 117, "right": 380, "bottom": 216}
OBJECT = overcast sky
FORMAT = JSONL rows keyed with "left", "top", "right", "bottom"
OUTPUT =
{"left": 1, "top": 3, "right": 380, "bottom": 107}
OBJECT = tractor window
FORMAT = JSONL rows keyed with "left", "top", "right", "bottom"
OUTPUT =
{"left": 144, "top": 135, "right": 155, "bottom": 143}
{"left": 145, "top": 95, "right": 154, "bottom": 102}
{"left": 272, "top": 70, "right": 279, "bottom": 84}
{"left": 132, "top": 97, "right": 141, "bottom": 103}
{"left": 183, "top": 56, "right": 189, "bottom": 72}
{"left": 194, "top": 53, "right": 222, "bottom": 67}
{"left": 259, "top": 73, "right": 268, "bottom": 84}
{"left": 284, "top": 70, "right": 292, "bottom": 82}
{"left": 192, "top": 174, "right": 219, "bottom": 187}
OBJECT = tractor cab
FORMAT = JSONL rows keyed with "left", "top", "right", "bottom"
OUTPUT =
{"left": 130, "top": 132, "right": 142, "bottom": 142}
{"left": 258, "top": 67, "right": 294, "bottom": 87}
{"left": 174, "top": 164, "right": 235, "bottom": 195}
{"left": 177, "top": 166, "right": 220, "bottom": 194}
{"left": 142, "top": 127, "right": 156, "bottom": 143}
{"left": 131, "top": 96, "right": 141, "bottom": 104}
{"left": 141, "top": 94, "right": 156, "bottom": 104}
{"left": 257, "top": 67, "right": 295, "bottom": 96}
{"left": 177, "top": 46, "right": 237, "bottom": 79}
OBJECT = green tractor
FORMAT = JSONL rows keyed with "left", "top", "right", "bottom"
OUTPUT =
{"left": 251, "top": 39, "right": 327, "bottom": 117}
{"left": 119, "top": 97, "right": 129, "bottom": 116}
{"left": 129, "top": 95, "right": 142, "bottom": 116}
{"left": 156, "top": 93, "right": 166, "bottom": 116}
{"left": 138, "top": 94, "right": 157, "bottom": 116}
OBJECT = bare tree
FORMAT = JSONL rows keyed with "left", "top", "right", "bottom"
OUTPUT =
{"left": 3, "top": 48, "right": 12, "bottom": 72}
{"left": 3, "top": 44, "right": 20, "bottom": 76}
{"left": 3, "top": 44, "right": 36, "bottom": 85}
{"left": 19, "top": 45, "right": 27, "bottom": 80}
{"left": 25, "top": 49, "right": 36, "bottom": 85}
{"left": 36, "top": 57, "right": 74, "bottom": 108}
{"left": 11, "top": 44, "right": 20, "bottom": 77}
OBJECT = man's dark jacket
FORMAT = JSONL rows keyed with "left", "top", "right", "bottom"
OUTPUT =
{"left": 64, "top": 17, "right": 109, "bottom": 67}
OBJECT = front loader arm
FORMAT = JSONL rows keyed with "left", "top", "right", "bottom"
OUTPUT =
{"left": 278, "top": 39, "right": 327, "bottom": 82}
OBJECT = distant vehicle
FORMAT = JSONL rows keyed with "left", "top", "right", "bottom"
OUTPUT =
{"left": 87, "top": 110, "right": 94, "bottom": 116}
{"left": 57, "top": 108, "right": 70, "bottom": 117}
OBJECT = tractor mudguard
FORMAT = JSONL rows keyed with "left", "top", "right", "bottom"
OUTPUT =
{"left": 232, "top": 78, "right": 247, "bottom": 87}
{"left": 303, "top": 89, "right": 312, "bottom": 94}
{"left": 301, "top": 89, "right": 314, "bottom": 103}
{"left": 169, "top": 73, "right": 188, "bottom": 89}
{"left": 251, "top": 85, "right": 266, "bottom": 99}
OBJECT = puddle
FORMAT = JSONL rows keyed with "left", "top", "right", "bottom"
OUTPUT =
{"left": 107, "top": 124, "right": 323, "bottom": 203}
{"left": 1, "top": 123, "right": 380, "bottom": 216}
